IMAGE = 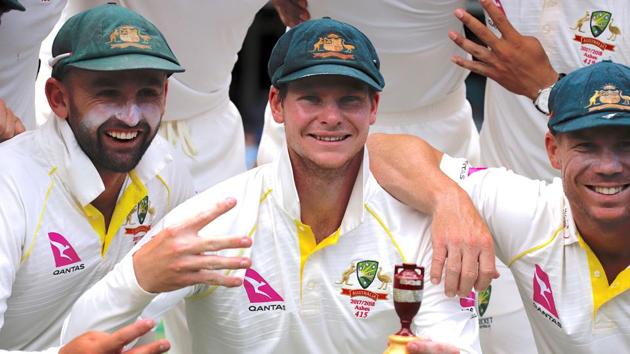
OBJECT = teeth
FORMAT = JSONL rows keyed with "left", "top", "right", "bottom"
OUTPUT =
{"left": 593, "top": 186, "right": 624, "bottom": 195}
{"left": 107, "top": 131, "right": 138, "bottom": 140}
{"left": 315, "top": 135, "right": 345, "bottom": 142}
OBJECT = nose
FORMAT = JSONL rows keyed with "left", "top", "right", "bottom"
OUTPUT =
{"left": 115, "top": 102, "right": 142, "bottom": 126}
{"left": 319, "top": 102, "right": 342, "bottom": 127}
{"left": 594, "top": 149, "right": 623, "bottom": 175}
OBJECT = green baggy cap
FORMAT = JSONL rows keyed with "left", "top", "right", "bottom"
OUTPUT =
{"left": 50, "top": 3, "right": 184, "bottom": 78}
{"left": 548, "top": 60, "right": 630, "bottom": 134}
{"left": 268, "top": 17, "right": 384, "bottom": 91}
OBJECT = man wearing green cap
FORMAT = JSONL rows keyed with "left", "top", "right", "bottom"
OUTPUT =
{"left": 0, "top": 4, "right": 253, "bottom": 353}
{"left": 63, "top": 17, "right": 481, "bottom": 354}
{"left": 367, "top": 60, "right": 630, "bottom": 352}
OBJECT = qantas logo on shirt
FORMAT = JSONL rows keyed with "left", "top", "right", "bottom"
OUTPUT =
{"left": 48, "top": 232, "right": 86, "bottom": 276}
{"left": 243, "top": 268, "right": 285, "bottom": 312}
{"left": 48, "top": 232, "right": 81, "bottom": 267}
{"left": 532, "top": 265, "right": 562, "bottom": 328}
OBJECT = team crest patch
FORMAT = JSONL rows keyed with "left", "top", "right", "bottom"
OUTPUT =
{"left": 109, "top": 25, "right": 152, "bottom": 49}
{"left": 124, "top": 196, "right": 155, "bottom": 244}
{"left": 590, "top": 11, "right": 612, "bottom": 38}
{"left": 477, "top": 285, "right": 491, "bottom": 317}
{"left": 585, "top": 84, "right": 630, "bottom": 112}
{"left": 312, "top": 33, "right": 355, "bottom": 60}
{"left": 570, "top": 10, "right": 620, "bottom": 65}
{"left": 337, "top": 260, "right": 391, "bottom": 319}
{"left": 356, "top": 260, "right": 378, "bottom": 289}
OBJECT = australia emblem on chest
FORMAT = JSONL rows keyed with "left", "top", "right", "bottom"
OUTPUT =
{"left": 570, "top": 10, "right": 622, "bottom": 65}
{"left": 124, "top": 196, "right": 155, "bottom": 244}
{"left": 336, "top": 260, "right": 392, "bottom": 319}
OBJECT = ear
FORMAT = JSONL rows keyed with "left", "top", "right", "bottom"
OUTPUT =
{"left": 45, "top": 77, "right": 70, "bottom": 120}
{"left": 369, "top": 92, "right": 380, "bottom": 125}
{"left": 269, "top": 86, "right": 285, "bottom": 124}
{"left": 545, "top": 131, "right": 562, "bottom": 170}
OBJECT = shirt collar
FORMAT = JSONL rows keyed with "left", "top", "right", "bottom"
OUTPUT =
{"left": 271, "top": 144, "right": 374, "bottom": 234}
{"left": 39, "top": 117, "right": 173, "bottom": 207}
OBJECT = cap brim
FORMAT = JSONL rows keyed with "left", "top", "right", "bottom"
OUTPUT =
{"left": 550, "top": 110, "right": 630, "bottom": 133}
{"left": 276, "top": 63, "right": 383, "bottom": 91}
{"left": 67, "top": 53, "right": 184, "bottom": 74}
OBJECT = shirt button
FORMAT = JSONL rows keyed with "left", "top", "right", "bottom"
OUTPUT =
{"left": 542, "top": 24, "right": 552, "bottom": 34}
{"left": 594, "top": 271, "right": 601, "bottom": 278}
{"left": 306, "top": 281, "right": 316, "bottom": 290}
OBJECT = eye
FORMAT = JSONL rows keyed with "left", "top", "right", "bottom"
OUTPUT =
{"left": 299, "top": 95, "right": 320, "bottom": 104}
{"left": 573, "top": 142, "right": 595, "bottom": 152}
{"left": 138, "top": 88, "right": 161, "bottom": 98}
{"left": 339, "top": 95, "right": 364, "bottom": 107}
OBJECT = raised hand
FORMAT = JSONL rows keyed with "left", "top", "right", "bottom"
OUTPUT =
{"left": 0, "top": 99, "right": 26, "bottom": 143}
{"left": 449, "top": 0, "right": 559, "bottom": 100}
{"left": 271, "top": 0, "right": 310, "bottom": 27}
{"left": 133, "top": 198, "right": 252, "bottom": 293}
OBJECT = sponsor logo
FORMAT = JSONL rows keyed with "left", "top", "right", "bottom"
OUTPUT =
{"left": 570, "top": 10, "right": 620, "bottom": 65}
{"left": 243, "top": 268, "right": 285, "bottom": 312}
{"left": 477, "top": 285, "right": 493, "bottom": 329}
{"left": 585, "top": 84, "right": 630, "bottom": 112}
{"left": 337, "top": 260, "right": 391, "bottom": 319}
{"left": 460, "top": 291, "right": 478, "bottom": 318}
{"left": 48, "top": 232, "right": 81, "bottom": 267}
{"left": 468, "top": 167, "right": 487, "bottom": 176}
{"left": 108, "top": 25, "right": 152, "bottom": 49}
{"left": 532, "top": 265, "right": 562, "bottom": 328}
{"left": 312, "top": 33, "right": 355, "bottom": 60}
{"left": 48, "top": 232, "right": 86, "bottom": 276}
{"left": 124, "top": 197, "right": 155, "bottom": 244}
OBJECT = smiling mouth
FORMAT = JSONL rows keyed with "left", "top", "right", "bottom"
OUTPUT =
{"left": 106, "top": 130, "right": 139, "bottom": 141}
{"left": 587, "top": 184, "right": 629, "bottom": 195}
{"left": 310, "top": 134, "right": 349, "bottom": 142}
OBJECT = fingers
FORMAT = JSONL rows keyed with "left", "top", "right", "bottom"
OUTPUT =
{"left": 14, "top": 116, "right": 25, "bottom": 135}
{"left": 271, "top": 0, "right": 310, "bottom": 27}
{"left": 407, "top": 338, "right": 460, "bottom": 354}
{"left": 479, "top": 0, "right": 519, "bottom": 41}
{"left": 457, "top": 249, "right": 479, "bottom": 297}
{"left": 448, "top": 31, "right": 494, "bottom": 64}
{"left": 196, "top": 235, "right": 252, "bottom": 254}
{"left": 174, "top": 198, "right": 237, "bottom": 234}
{"left": 443, "top": 247, "right": 462, "bottom": 298}
{"left": 124, "top": 339, "right": 170, "bottom": 354}
{"left": 430, "top": 241, "right": 447, "bottom": 286}
{"left": 106, "top": 319, "right": 157, "bottom": 350}
{"left": 450, "top": 55, "right": 493, "bottom": 78}
{"left": 475, "top": 238, "right": 499, "bottom": 291}
{"left": 454, "top": 7, "right": 499, "bottom": 48}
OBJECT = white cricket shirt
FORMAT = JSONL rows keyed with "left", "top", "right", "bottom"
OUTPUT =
{"left": 0, "top": 117, "right": 193, "bottom": 352}
{"left": 63, "top": 149, "right": 480, "bottom": 354}
{"left": 441, "top": 157, "right": 630, "bottom": 353}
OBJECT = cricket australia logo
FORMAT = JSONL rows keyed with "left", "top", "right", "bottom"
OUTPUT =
{"left": 570, "top": 10, "right": 621, "bottom": 65}
{"left": 124, "top": 196, "right": 155, "bottom": 244}
{"left": 477, "top": 285, "right": 493, "bottom": 329}
{"left": 585, "top": 83, "right": 630, "bottom": 112}
{"left": 337, "top": 260, "right": 391, "bottom": 319}
{"left": 532, "top": 265, "right": 562, "bottom": 328}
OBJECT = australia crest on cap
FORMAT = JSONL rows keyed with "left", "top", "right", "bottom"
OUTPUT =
{"left": 312, "top": 33, "right": 355, "bottom": 60}
{"left": 585, "top": 83, "right": 630, "bottom": 114}
{"left": 108, "top": 25, "right": 152, "bottom": 49}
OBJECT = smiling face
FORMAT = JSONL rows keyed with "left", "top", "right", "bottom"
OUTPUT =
{"left": 269, "top": 75, "right": 378, "bottom": 175}
{"left": 546, "top": 126, "right": 630, "bottom": 228}
{"left": 51, "top": 69, "right": 167, "bottom": 173}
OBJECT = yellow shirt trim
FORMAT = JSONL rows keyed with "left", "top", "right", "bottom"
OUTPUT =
{"left": 83, "top": 171, "right": 148, "bottom": 257}
{"left": 21, "top": 168, "right": 57, "bottom": 263}
{"left": 577, "top": 235, "right": 630, "bottom": 317}
{"left": 508, "top": 226, "right": 564, "bottom": 266}
{"left": 363, "top": 203, "right": 406, "bottom": 262}
{"left": 297, "top": 221, "right": 341, "bottom": 301}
